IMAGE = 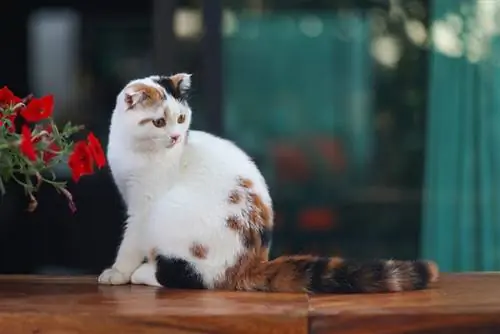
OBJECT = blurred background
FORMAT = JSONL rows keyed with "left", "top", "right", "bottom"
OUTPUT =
{"left": 1, "top": 0, "right": 499, "bottom": 275}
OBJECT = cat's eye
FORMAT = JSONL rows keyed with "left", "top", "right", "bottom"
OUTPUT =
{"left": 152, "top": 118, "right": 166, "bottom": 128}
{"left": 177, "top": 114, "right": 186, "bottom": 124}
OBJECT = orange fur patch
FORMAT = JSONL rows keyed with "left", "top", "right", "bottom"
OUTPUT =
{"left": 238, "top": 177, "right": 254, "bottom": 189}
{"left": 126, "top": 83, "right": 165, "bottom": 109}
{"left": 259, "top": 248, "right": 270, "bottom": 261}
{"left": 227, "top": 176, "right": 274, "bottom": 262}
{"left": 226, "top": 214, "right": 261, "bottom": 251}
{"left": 190, "top": 243, "right": 208, "bottom": 259}
{"left": 217, "top": 176, "right": 279, "bottom": 290}
{"left": 216, "top": 254, "right": 313, "bottom": 292}
{"left": 228, "top": 190, "right": 241, "bottom": 204}
{"left": 230, "top": 177, "right": 273, "bottom": 229}
{"left": 248, "top": 192, "right": 272, "bottom": 229}
{"left": 215, "top": 252, "right": 256, "bottom": 290}
{"left": 226, "top": 215, "right": 242, "bottom": 230}
{"left": 327, "top": 257, "right": 343, "bottom": 269}
{"left": 245, "top": 185, "right": 272, "bottom": 261}
{"left": 426, "top": 260, "right": 439, "bottom": 283}
{"left": 257, "top": 256, "right": 313, "bottom": 292}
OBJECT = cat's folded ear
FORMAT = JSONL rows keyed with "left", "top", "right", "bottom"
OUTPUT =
{"left": 124, "top": 90, "right": 147, "bottom": 109}
{"left": 157, "top": 73, "right": 192, "bottom": 101}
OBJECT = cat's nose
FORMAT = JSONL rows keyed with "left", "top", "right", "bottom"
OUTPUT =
{"left": 170, "top": 134, "right": 180, "bottom": 143}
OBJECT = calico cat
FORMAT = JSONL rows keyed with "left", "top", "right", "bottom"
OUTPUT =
{"left": 97, "top": 73, "right": 439, "bottom": 293}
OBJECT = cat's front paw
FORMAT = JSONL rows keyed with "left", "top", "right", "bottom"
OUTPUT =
{"left": 98, "top": 268, "right": 131, "bottom": 285}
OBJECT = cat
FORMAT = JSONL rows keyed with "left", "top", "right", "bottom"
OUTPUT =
{"left": 97, "top": 73, "right": 439, "bottom": 293}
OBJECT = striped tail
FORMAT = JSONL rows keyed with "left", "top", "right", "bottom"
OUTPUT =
{"left": 236, "top": 256, "right": 439, "bottom": 293}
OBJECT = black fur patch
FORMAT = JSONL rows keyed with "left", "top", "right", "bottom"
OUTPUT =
{"left": 259, "top": 227, "right": 273, "bottom": 247}
{"left": 155, "top": 255, "right": 205, "bottom": 289}
{"left": 321, "top": 259, "right": 387, "bottom": 293}
{"left": 242, "top": 227, "right": 273, "bottom": 249}
{"left": 308, "top": 259, "right": 432, "bottom": 293}
{"left": 307, "top": 257, "right": 330, "bottom": 292}
{"left": 412, "top": 260, "right": 430, "bottom": 290}
{"left": 156, "top": 76, "right": 177, "bottom": 97}
{"left": 155, "top": 76, "right": 188, "bottom": 101}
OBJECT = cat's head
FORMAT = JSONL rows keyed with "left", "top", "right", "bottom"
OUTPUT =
{"left": 112, "top": 73, "right": 192, "bottom": 149}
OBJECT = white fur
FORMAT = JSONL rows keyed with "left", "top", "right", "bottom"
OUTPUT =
{"left": 131, "top": 263, "right": 161, "bottom": 287}
{"left": 98, "top": 74, "right": 272, "bottom": 288}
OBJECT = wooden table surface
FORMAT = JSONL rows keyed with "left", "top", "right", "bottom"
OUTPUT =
{"left": 0, "top": 273, "right": 499, "bottom": 334}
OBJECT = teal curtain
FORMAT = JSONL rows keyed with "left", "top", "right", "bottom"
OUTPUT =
{"left": 222, "top": 11, "right": 373, "bottom": 181}
{"left": 422, "top": 0, "right": 500, "bottom": 272}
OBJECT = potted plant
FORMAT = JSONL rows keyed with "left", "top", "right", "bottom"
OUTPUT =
{"left": 0, "top": 86, "right": 106, "bottom": 212}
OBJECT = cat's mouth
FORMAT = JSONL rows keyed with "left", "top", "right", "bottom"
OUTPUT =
{"left": 166, "top": 136, "right": 181, "bottom": 148}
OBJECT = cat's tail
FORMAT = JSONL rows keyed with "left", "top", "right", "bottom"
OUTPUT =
{"left": 234, "top": 256, "right": 439, "bottom": 293}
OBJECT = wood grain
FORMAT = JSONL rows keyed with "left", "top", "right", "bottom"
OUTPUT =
{"left": 0, "top": 274, "right": 499, "bottom": 333}
{"left": 0, "top": 276, "right": 308, "bottom": 334}
{"left": 309, "top": 273, "right": 500, "bottom": 334}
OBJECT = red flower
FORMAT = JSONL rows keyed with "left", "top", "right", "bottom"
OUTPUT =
{"left": 0, "top": 86, "right": 22, "bottom": 107}
{"left": 87, "top": 132, "right": 106, "bottom": 169}
{"left": 20, "top": 95, "right": 54, "bottom": 122}
{"left": 20, "top": 125, "right": 37, "bottom": 161}
{"left": 0, "top": 113, "right": 17, "bottom": 133}
{"left": 68, "top": 141, "right": 94, "bottom": 182}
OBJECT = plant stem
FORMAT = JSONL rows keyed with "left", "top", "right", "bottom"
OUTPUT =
{"left": 41, "top": 177, "right": 66, "bottom": 188}
{"left": 10, "top": 173, "right": 30, "bottom": 190}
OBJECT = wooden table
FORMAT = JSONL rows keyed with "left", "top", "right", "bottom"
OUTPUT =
{"left": 0, "top": 273, "right": 499, "bottom": 334}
